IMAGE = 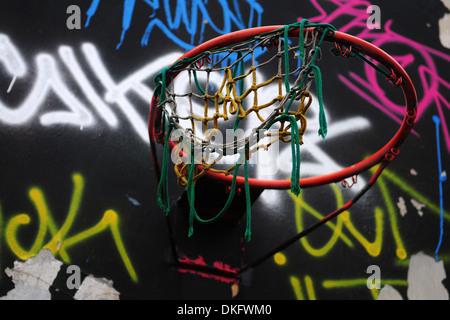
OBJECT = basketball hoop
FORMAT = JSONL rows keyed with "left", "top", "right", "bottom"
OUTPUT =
{"left": 148, "top": 20, "right": 417, "bottom": 277}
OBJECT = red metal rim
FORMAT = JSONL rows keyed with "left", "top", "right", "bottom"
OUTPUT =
{"left": 149, "top": 25, "right": 417, "bottom": 190}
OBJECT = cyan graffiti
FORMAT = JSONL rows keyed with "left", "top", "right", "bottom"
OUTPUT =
{"left": 84, "top": 0, "right": 264, "bottom": 50}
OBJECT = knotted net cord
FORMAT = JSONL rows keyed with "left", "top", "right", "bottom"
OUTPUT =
{"left": 153, "top": 20, "right": 336, "bottom": 240}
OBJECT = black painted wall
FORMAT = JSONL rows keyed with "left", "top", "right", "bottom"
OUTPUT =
{"left": 0, "top": 0, "right": 449, "bottom": 300}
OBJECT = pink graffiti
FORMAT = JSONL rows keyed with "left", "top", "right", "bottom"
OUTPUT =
{"left": 300, "top": 0, "right": 450, "bottom": 153}
{"left": 177, "top": 254, "right": 239, "bottom": 284}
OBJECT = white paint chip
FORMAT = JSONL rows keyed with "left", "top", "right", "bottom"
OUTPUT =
{"left": 442, "top": 0, "right": 450, "bottom": 8}
{"left": 74, "top": 275, "right": 120, "bottom": 300}
{"left": 1, "top": 249, "right": 121, "bottom": 300}
{"left": 407, "top": 252, "right": 449, "bottom": 300}
{"left": 410, "top": 199, "right": 426, "bottom": 217}
{"left": 378, "top": 284, "right": 403, "bottom": 300}
{"left": 439, "top": 14, "right": 450, "bottom": 49}
{"left": 397, "top": 196, "right": 408, "bottom": 217}
{"left": 378, "top": 252, "right": 449, "bottom": 300}
{"left": 0, "top": 249, "right": 63, "bottom": 300}
{"left": 439, "top": 0, "right": 450, "bottom": 49}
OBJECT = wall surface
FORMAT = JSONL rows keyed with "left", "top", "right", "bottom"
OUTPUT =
{"left": 0, "top": 0, "right": 449, "bottom": 300}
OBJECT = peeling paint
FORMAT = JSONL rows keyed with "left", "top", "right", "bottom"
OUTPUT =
{"left": 439, "top": 0, "right": 450, "bottom": 49}
{"left": 1, "top": 249, "right": 121, "bottom": 300}
{"left": 378, "top": 284, "right": 403, "bottom": 300}
{"left": 396, "top": 197, "right": 408, "bottom": 217}
{"left": 410, "top": 199, "right": 426, "bottom": 217}
{"left": 0, "top": 249, "right": 62, "bottom": 300}
{"left": 74, "top": 275, "right": 120, "bottom": 300}
{"left": 407, "top": 252, "right": 449, "bottom": 300}
{"left": 378, "top": 252, "right": 449, "bottom": 300}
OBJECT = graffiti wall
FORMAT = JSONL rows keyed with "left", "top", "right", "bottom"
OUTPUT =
{"left": 0, "top": 0, "right": 449, "bottom": 300}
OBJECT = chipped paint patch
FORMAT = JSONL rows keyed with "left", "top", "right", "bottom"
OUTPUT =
{"left": 396, "top": 197, "right": 408, "bottom": 217}
{"left": 407, "top": 252, "right": 449, "bottom": 300}
{"left": 0, "top": 249, "right": 62, "bottom": 300}
{"left": 439, "top": 0, "right": 450, "bottom": 49}
{"left": 1, "top": 249, "right": 121, "bottom": 300}
{"left": 74, "top": 275, "right": 120, "bottom": 300}
{"left": 378, "top": 252, "right": 449, "bottom": 300}
{"left": 397, "top": 197, "right": 427, "bottom": 217}
{"left": 410, "top": 199, "right": 426, "bottom": 217}
{"left": 378, "top": 284, "right": 403, "bottom": 300}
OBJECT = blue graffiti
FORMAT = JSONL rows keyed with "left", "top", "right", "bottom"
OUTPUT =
{"left": 84, "top": 0, "right": 264, "bottom": 51}
{"left": 433, "top": 115, "right": 446, "bottom": 262}
{"left": 85, "top": 0, "right": 101, "bottom": 28}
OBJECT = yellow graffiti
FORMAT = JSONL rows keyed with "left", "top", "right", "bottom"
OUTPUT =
{"left": 322, "top": 278, "right": 408, "bottom": 300}
{"left": 382, "top": 168, "right": 450, "bottom": 221}
{"left": 291, "top": 184, "right": 353, "bottom": 256}
{"left": 287, "top": 165, "right": 449, "bottom": 260}
{"left": 285, "top": 166, "right": 449, "bottom": 299}
{"left": 375, "top": 170, "right": 407, "bottom": 259}
{"left": 291, "top": 183, "right": 387, "bottom": 258}
{"left": 60, "top": 209, "right": 136, "bottom": 284}
{"left": 290, "top": 275, "right": 316, "bottom": 300}
{"left": 290, "top": 273, "right": 409, "bottom": 300}
{"left": 274, "top": 252, "right": 287, "bottom": 265}
{"left": 3, "top": 173, "right": 138, "bottom": 282}
{"left": 341, "top": 207, "right": 384, "bottom": 257}
{"left": 0, "top": 203, "right": 2, "bottom": 279}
